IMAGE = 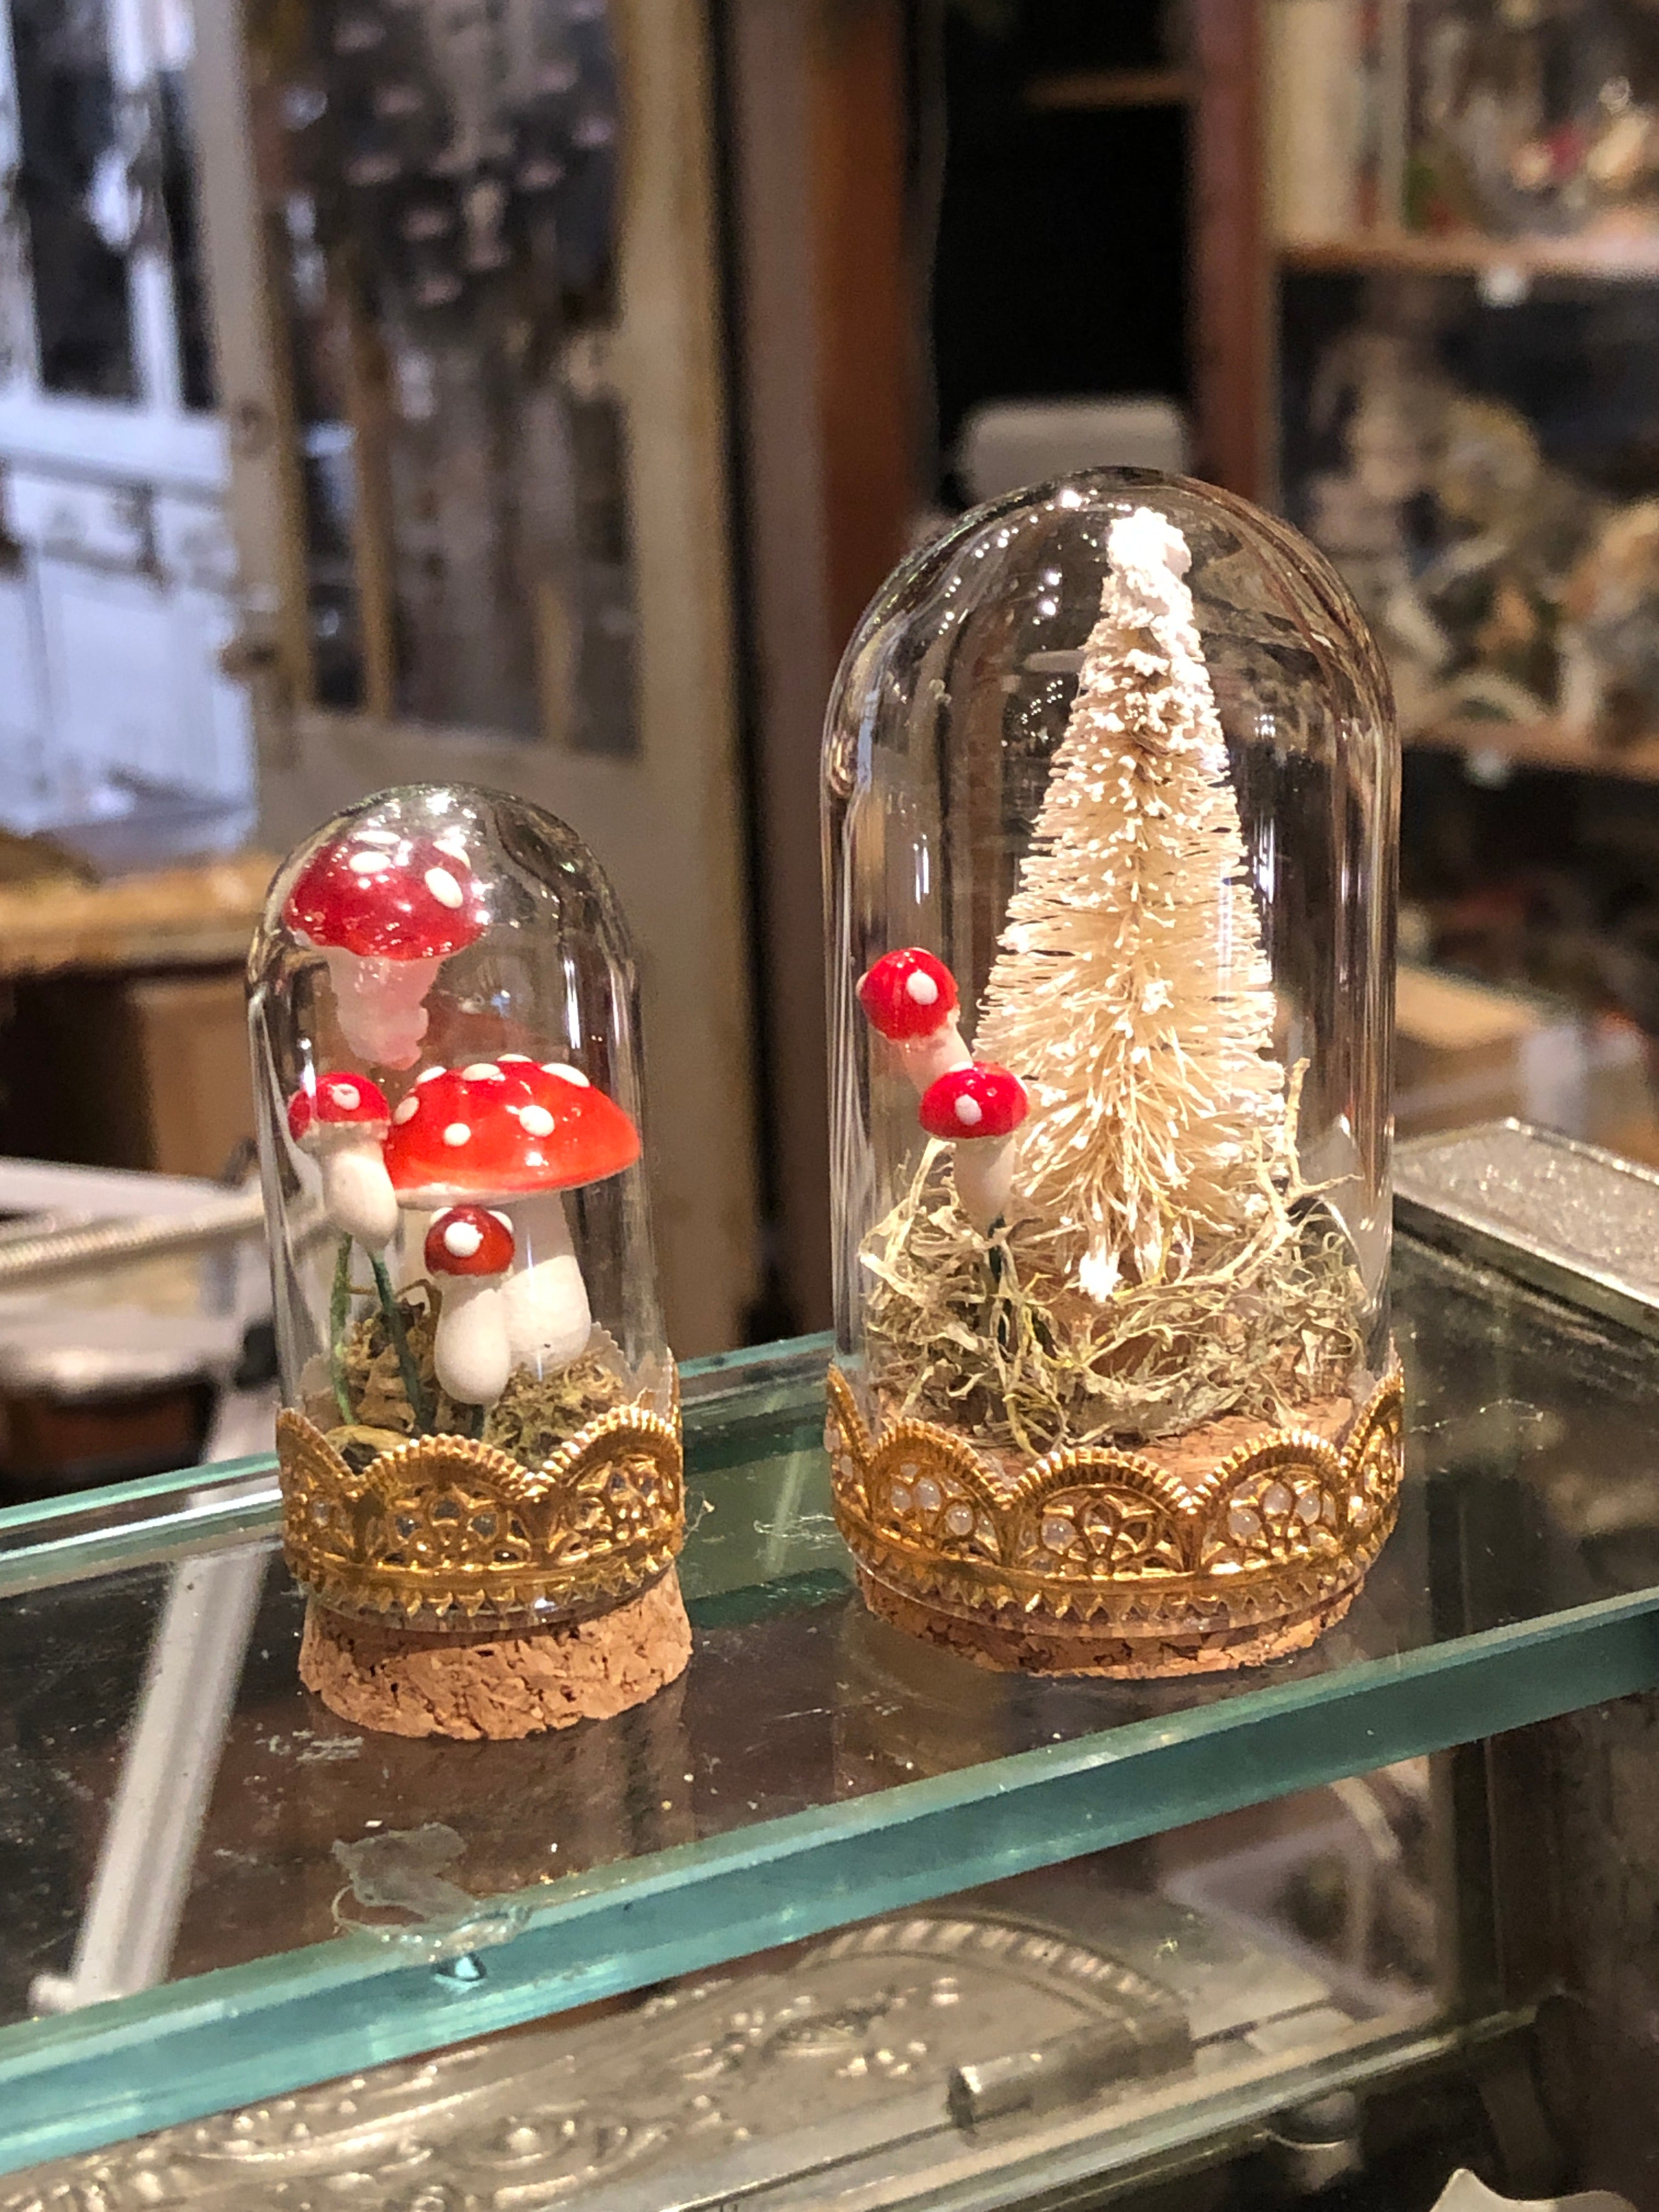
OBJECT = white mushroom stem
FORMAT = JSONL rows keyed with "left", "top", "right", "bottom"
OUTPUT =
{"left": 433, "top": 1278, "right": 512, "bottom": 1406}
{"left": 317, "top": 1135, "right": 399, "bottom": 1248}
{"left": 952, "top": 1136, "right": 1017, "bottom": 1236}
{"left": 499, "top": 1194, "right": 592, "bottom": 1373}
{"left": 324, "top": 949, "right": 442, "bottom": 1072}
{"left": 899, "top": 1015, "right": 972, "bottom": 1093}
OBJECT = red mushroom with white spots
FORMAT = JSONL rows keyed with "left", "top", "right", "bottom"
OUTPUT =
{"left": 424, "top": 1206, "right": 515, "bottom": 1405}
{"left": 385, "top": 1057, "right": 640, "bottom": 1380}
{"left": 286, "top": 1074, "right": 398, "bottom": 1247}
{"left": 284, "top": 826, "right": 488, "bottom": 1071}
{"left": 918, "top": 1062, "right": 1029, "bottom": 1234}
{"left": 857, "top": 948, "right": 972, "bottom": 1091}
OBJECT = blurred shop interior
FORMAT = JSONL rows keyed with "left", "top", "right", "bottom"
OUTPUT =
{"left": 4, "top": 0, "right": 1659, "bottom": 1492}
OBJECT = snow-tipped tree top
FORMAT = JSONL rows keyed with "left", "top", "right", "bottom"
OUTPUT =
{"left": 975, "top": 506, "right": 1291, "bottom": 1300}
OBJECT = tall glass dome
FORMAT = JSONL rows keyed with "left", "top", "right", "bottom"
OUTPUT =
{"left": 249, "top": 784, "right": 679, "bottom": 1637}
{"left": 822, "top": 472, "right": 1401, "bottom": 1677}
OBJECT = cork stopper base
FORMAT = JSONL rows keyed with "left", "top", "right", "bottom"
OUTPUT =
{"left": 856, "top": 1568, "right": 1361, "bottom": 1679}
{"left": 298, "top": 1570, "right": 692, "bottom": 1739}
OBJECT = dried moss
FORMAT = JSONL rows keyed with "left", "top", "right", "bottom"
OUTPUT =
{"left": 861, "top": 1140, "right": 1366, "bottom": 1465}
{"left": 315, "top": 1280, "right": 630, "bottom": 1468}
{"left": 483, "top": 1348, "right": 625, "bottom": 1464}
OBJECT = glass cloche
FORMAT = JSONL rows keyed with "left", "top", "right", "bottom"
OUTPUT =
{"left": 822, "top": 472, "right": 1402, "bottom": 1678}
{"left": 247, "top": 785, "right": 681, "bottom": 1645}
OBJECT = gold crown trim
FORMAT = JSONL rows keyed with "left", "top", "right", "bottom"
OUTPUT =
{"left": 277, "top": 1400, "right": 685, "bottom": 1628}
{"left": 826, "top": 1362, "right": 1403, "bottom": 1669}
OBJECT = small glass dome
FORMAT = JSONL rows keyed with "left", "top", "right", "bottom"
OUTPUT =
{"left": 824, "top": 470, "right": 1397, "bottom": 1499}
{"left": 249, "top": 784, "right": 672, "bottom": 1624}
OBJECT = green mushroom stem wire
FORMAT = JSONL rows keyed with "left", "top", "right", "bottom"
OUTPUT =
{"left": 370, "top": 1251, "right": 433, "bottom": 1434}
{"left": 329, "top": 1235, "right": 353, "bottom": 1424}
{"left": 327, "top": 1234, "right": 436, "bottom": 1435}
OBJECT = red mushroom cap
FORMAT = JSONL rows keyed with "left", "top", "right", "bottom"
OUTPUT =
{"left": 857, "top": 949, "right": 960, "bottom": 1042}
{"left": 384, "top": 1058, "right": 640, "bottom": 1204}
{"left": 283, "top": 828, "right": 488, "bottom": 961}
{"left": 918, "top": 1062, "right": 1028, "bottom": 1142}
{"left": 287, "top": 1073, "right": 392, "bottom": 1146}
{"left": 425, "top": 1205, "right": 515, "bottom": 1277}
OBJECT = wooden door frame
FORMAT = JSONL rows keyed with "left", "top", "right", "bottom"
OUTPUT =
{"left": 721, "top": 0, "right": 918, "bottom": 1332}
{"left": 1190, "top": 0, "right": 1272, "bottom": 503}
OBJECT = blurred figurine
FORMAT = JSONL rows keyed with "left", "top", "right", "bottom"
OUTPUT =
{"left": 1560, "top": 499, "right": 1659, "bottom": 744}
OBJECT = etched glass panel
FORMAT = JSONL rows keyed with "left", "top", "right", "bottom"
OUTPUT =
{"left": 246, "top": 0, "right": 634, "bottom": 748}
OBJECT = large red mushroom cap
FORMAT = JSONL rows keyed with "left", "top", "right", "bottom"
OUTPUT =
{"left": 857, "top": 949, "right": 960, "bottom": 1041}
{"left": 283, "top": 828, "right": 488, "bottom": 961}
{"left": 287, "top": 1073, "right": 392, "bottom": 1146}
{"left": 425, "top": 1205, "right": 515, "bottom": 1278}
{"left": 384, "top": 1058, "right": 640, "bottom": 1206}
{"left": 918, "top": 1062, "right": 1028, "bottom": 1142}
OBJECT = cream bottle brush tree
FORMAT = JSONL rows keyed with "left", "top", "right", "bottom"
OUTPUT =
{"left": 975, "top": 506, "right": 1294, "bottom": 1301}
{"left": 860, "top": 504, "right": 1361, "bottom": 1453}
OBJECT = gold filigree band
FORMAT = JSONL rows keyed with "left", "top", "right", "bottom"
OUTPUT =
{"left": 277, "top": 1401, "right": 685, "bottom": 1629}
{"left": 825, "top": 1363, "right": 1403, "bottom": 1675}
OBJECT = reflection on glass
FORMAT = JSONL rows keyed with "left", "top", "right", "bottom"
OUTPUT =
{"left": 9, "top": 0, "right": 136, "bottom": 400}
{"left": 246, "top": 0, "right": 636, "bottom": 749}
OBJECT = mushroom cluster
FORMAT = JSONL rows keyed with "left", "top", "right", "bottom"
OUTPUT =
{"left": 383, "top": 1056, "right": 641, "bottom": 1403}
{"left": 858, "top": 947, "right": 1029, "bottom": 1234}
{"left": 284, "top": 825, "right": 488, "bottom": 1070}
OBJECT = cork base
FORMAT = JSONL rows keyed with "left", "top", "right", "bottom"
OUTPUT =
{"left": 855, "top": 1567, "right": 1361, "bottom": 1679}
{"left": 298, "top": 1571, "right": 692, "bottom": 1739}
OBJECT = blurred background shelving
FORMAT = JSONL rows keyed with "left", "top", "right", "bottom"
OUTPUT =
{"left": 1255, "top": 2, "right": 1659, "bottom": 1139}
{"left": 12, "top": 0, "right": 1659, "bottom": 1359}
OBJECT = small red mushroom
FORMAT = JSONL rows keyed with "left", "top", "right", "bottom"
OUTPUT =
{"left": 284, "top": 826, "right": 488, "bottom": 1071}
{"left": 286, "top": 1072, "right": 398, "bottom": 1247}
{"left": 856, "top": 948, "right": 972, "bottom": 1091}
{"left": 918, "top": 1062, "right": 1029, "bottom": 1234}
{"left": 424, "top": 1205, "right": 516, "bottom": 1404}
{"left": 387, "top": 1058, "right": 640, "bottom": 1373}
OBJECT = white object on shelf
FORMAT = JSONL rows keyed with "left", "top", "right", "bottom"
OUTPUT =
{"left": 1432, "top": 2169, "right": 1635, "bottom": 2212}
{"left": 1267, "top": 0, "right": 1362, "bottom": 244}
{"left": 29, "top": 1544, "right": 266, "bottom": 2012}
{"left": 957, "top": 397, "right": 1189, "bottom": 505}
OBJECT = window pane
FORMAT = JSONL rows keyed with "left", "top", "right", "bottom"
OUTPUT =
{"left": 9, "top": 0, "right": 136, "bottom": 400}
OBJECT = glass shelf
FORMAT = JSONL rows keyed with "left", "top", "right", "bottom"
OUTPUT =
{"left": 5, "top": 1234, "right": 1659, "bottom": 2175}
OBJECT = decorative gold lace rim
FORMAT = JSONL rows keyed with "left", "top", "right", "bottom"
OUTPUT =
{"left": 277, "top": 1400, "right": 685, "bottom": 1627}
{"left": 825, "top": 1363, "right": 1403, "bottom": 1642}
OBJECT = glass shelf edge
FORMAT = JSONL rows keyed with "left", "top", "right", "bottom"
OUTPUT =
{"left": 3, "top": 1591, "right": 1657, "bottom": 2179}
{"left": 0, "top": 1492, "right": 280, "bottom": 1598}
{"left": 0, "top": 1453, "right": 280, "bottom": 1538}
{"left": 0, "top": 1336, "right": 836, "bottom": 1567}
{"left": 679, "top": 1329, "right": 833, "bottom": 1391}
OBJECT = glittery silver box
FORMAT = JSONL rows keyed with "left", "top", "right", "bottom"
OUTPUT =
{"left": 1395, "top": 1121, "right": 1659, "bottom": 1338}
